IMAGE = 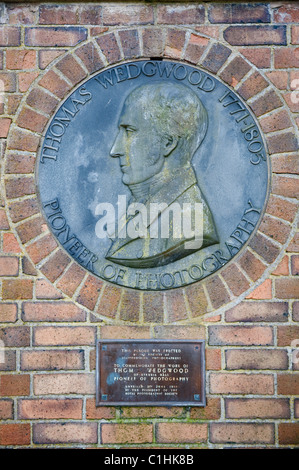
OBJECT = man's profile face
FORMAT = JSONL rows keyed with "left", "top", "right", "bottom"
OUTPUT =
{"left": 110, "top": 99, "right": 165, "bottom": 186}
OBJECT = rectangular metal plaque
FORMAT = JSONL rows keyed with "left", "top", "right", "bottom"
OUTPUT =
{"left": 96, "top": 339, "right": 206, "bottom": 406}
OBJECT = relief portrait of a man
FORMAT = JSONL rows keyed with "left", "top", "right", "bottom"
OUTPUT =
{"left": 105, "top": 82, "right": 219, "bottom": 268}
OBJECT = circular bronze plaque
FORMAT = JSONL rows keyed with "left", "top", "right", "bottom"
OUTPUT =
{"left": 37, "top": 60, "right": 269, "bottom": 291}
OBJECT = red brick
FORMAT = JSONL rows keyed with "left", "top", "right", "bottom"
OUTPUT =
{"left": 226, "top": 349, "right": 288, "bottom": 370}
{"left": 210, "top": 423, "right": 274, "bottom": 444}
{"left": 220, "top": 56, "right": 251, "bottom": 87}
{"left": 55, "top": 54, "right": 87, "bottom": 86}
{"left": 40, "top": 249, "right": 71, "bottom": 283}
{"left": 277, "top": 374, "right": 299, "bottom": 395}
{"left": 0, "top": 400, "right": 13, "bottom": 419}
{"left": 205, "top": 275, "right": 231, "bottom": 309}
{"left": 38, "top": 70, "right": 71, "bottom": 100}
{"left": 272, "top": 175, "right": 299, "bottom": 199}
{"left": 292, "top": 26, "right": 299, "bottom": 45}
{"left": 200, "top": 42, "right": 232, "bottom": 73}
{"left": 38, "top": 49, "right": 65, "bottom": 69}
{"left": 275, "top": 278, "right": 299, "bottom": 299}
{"left": 18, "top": 71, "right": 39, "bottom": 93}
{"left": 221, "top": 263, "right": 250, "bottom": 297}
{"left": 209, "top": 4, "right": 270, "bottom": 24}
{"left": 209, "top": 325, "right": 273, "bottom": 346}
{"left": 5, "top": 175, "right": 36, "bottom": 199}
{"left": 22, "top": 302, "right": 86, "bottom": 322}
{"left": 21, "top": 350, "right": 84, "bottom": 371}
{"left": 26, "top": 85, "right": 59, "bottom": 114}
{"left": 272, "top": 256, "right": 289, "bottom": 276}
{"left": 246, "top": 279, "right": 272, "bottom": 300}
{"left": 97, "top": 284, "right": 122, "bottom": 319}
{"left": 237, "top": 251, "right": 266, "bottom": 282}
{"left": 6, "top": 49, "right": 36, "bottom": 70}
{"left": 119, "top": 290, "right": 141, "bottom": 322}
{"left": 33, "top": 423, "right": 97, "bottom": 444}
{"left": 0, "top": 423, "right": 30, "bottom": 446}
{"left": 225, "top": 398, "right": 290, "bottom": 419}
{"left": 75, "top": 42, "right": 104, "bottom": 74}
{"left": 165, "top": 290, "right": 188, "bottom": 322}
{"left": 210, "top": 372, "right": 274, "bottom": 394}
{"left": 267, "top": 132, "right": 298, "bottom": 155}
{"left": 157, "top": 423, "right": 207, "bottom": 444}
{"left": 100, "top": 325, "right": 150, "bottom": 339}
{"left": 8, "top": 5, "right": 37, "bottom": 24}
{"left": 272, "top": 153, "right": 299, "bottom": 174}
{"left": 291, "top": 255, "right": 299, "bottom": 275}
{"left": 0, "top": 209, "right": 10, "bottom": 230}
{"left": 78, "top": 5, "right": 102, "bottom": 25}
{"left": 237, "top": 71, "right": 268, "bottom": 101}
{"left": 33, "top": 326, "right": 96, "bottom": 346}
{"left": 39, "top": 5, "right": 78, "bottom": 25}
{"left": 0, "top": 374, "right": 30, "bottom": 396}
{"left": 2, "top": 233, "right": 21, "bottom": 254}
{"left": 0, "top": 326, "right": 29, "bottom": 347}
{"left": 86, "top": 398, "right": 116, "bottom": 420}
{"left": 0, "top": 72, "right": 16, "bottom": 92}
{"left": 266, "top": 70, "right": 288, "bottom": 90}
{"left": 206, "top": 348, "right": 221, "bottom": 371}
{"left": 0, "top": 26, "right": 20, "bottom": 46}
{"left": 119, "top": 29, "right": 141, "bottom": 60}
{"left": 16, "top": 108, "right": 47, "bottom": 134}
{"left": 0, "top": 303, "right": 17, "bottom": 322}
{"left": 260, "top": 109, "right": 292, "bottom": 134}
{"left": 293, "top": 302, "right": 299, "bottom": 321}
{"left": 224, "top": 25, "right": 286, "bottom": 46}
{"left": 295, "top": 399, "right": 299, "bottom": 418}
{"left": 274, "top": 5, "right": 299, "bottom": 23}
{"left": 101, "top": 423, "right": 153, "bottom": 444}
{"left": 184, "top": 34, "right": 209, "bottom": 65}
{"left": 2, "top": 279, "right": 33, "bottom": 300}
{"left": 278, "top": 325, "right": 299, "bottom": 347}
{"left": 239, "top": 47, "right": 271, "bottom": 69}
{"left": 33, "top": 373, "right": 95, "bottom": 395}
{"left": 103, "top": 5, "right": 154, "bottom": 25}
{"left": 25, "top": 27, "right": 87, "bottom": 47}
{"left": 157, "top": 5, "right": 204, "bottom": 24}
{"left": 26, "top": 233, "right": 57, "bottom": 264}
{"left": 142, "top": 291, "right": 164, "bottom": 323}
{"left": 0, "top": 256, "right": 19, "bottom": 276}
{"left": 5, "top": 154, "right": 36, "bottom": 175}
{"left": 18, "top": 398, "right": 83, "bottom": 419}
{"left": 190, "top": 398, "right": 221, "bottom": 420}
{"left": 279, "top": 424, "right": 299, "bottom": 446}
{"left": 259, "top": 214, "right": 291, "bottom": 245}
{"left": 287, "top": 233, "right": 299, "bottom": 253}
{"left": 96, "top": 33, "right": 122, "bottom": 64}
{"left": 185, "top": 283, "right": 209, "bottom": 318}
{"left": 0, "top": 118, "right": 12, "bottom": 138}
{"left": 22, "top": 257, "right": 37, "bottom": 276}
{"left": 7, "top": 129, "right": 39, "bottom": 153}
{"left": 17, "top": 216, "right": 46, "bottom": 244}
{"left": 274, "top": 47, "right": 299, "bottom": 68}
{"left": 56, "top": 262, "right": 86, "bottom": 297}
{"left": 76, "top": 275, "right": 103, "bottom": 310}
{"left": 36, "top": 279, "right": 63, "bottom": 300}
{"left": 142, "top": 28, "right": 164, "bottom": 58}
{"left": 250, "top": 90, "right": 283, "bottom": 117}
{"left": 249, "top": 232, "right": 280, "bottom": 265}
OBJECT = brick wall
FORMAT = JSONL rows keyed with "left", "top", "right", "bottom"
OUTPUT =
{"left": 0, "top": 1, "right": 298, "bottom": 448}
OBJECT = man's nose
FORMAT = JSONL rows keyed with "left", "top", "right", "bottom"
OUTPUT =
{"left": 110, "top": 130, "right": 124, "bottom": 158}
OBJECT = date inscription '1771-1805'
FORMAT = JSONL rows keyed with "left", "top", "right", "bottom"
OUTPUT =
{"left": 96, "top": 340, "right": 206, "bottom": 406}
{"left": 38, "top": 60, "right": 269, "bottom": 290}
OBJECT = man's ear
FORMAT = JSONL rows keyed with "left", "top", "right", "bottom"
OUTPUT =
{"left": 162, "top": 134, "right": 179, "bottom": 157}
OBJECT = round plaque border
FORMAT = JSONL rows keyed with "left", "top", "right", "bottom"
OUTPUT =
{"left": 5, "top": 27, "right": 299, "bottom": 324}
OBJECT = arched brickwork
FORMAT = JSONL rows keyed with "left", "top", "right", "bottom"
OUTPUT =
{"left": 4, "top": 26, "right": 299, "bottom": 324}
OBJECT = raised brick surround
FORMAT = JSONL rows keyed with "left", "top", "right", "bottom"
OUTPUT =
{"left": 0, "top": 2, "right": 298, "bottom": 448}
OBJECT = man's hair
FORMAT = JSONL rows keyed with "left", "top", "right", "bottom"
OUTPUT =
{"left": 124, "top": 82, "right": 208, "bottom": 159}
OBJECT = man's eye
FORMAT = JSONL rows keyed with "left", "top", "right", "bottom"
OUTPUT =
{"left": 125, "top": 127, "right": 135, "bottom": 134}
